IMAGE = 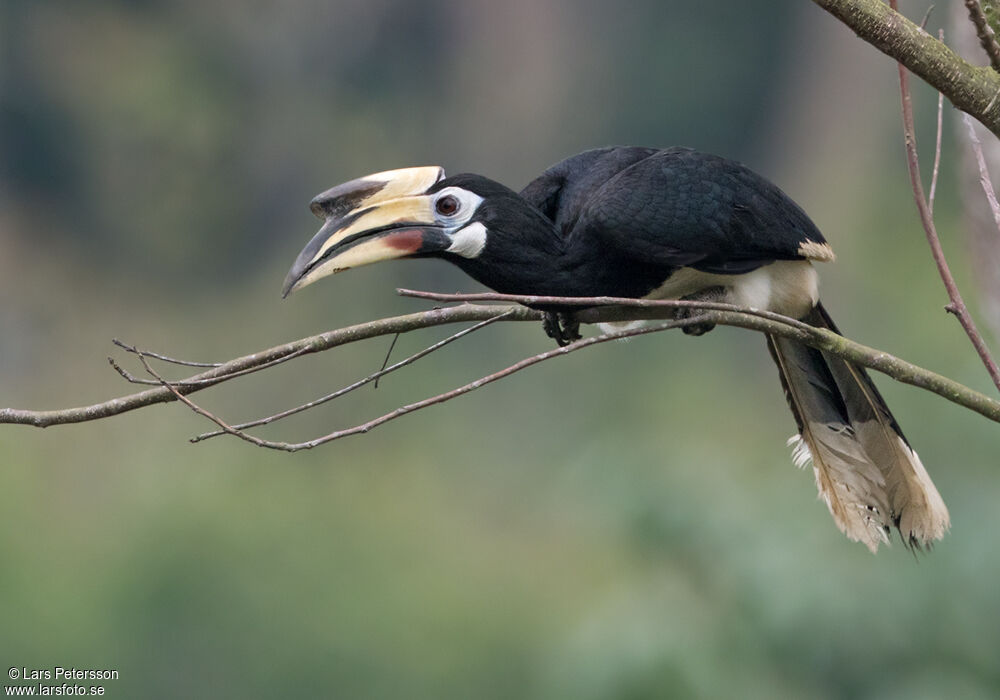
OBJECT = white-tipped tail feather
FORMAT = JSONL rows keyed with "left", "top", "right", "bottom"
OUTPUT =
{"left": 786, "top": 434, "right": 891, "bottom": 551}
{"left": 770, "top": 304, "right": 949, "bottom": 553}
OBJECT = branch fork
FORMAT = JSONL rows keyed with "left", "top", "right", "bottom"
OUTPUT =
{"left": 3, "top": 292, "right": 999, "bottom": 452}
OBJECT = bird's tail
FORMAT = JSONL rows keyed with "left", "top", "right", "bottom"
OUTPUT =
{"left": 766, "top": 302, "right": 949, "bottom": 552}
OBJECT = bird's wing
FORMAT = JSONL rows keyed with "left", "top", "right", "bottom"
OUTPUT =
{"left": 520, "top": 146, "right": 660, "bottom": 236}
{"left": 570, "top": 149, "right": 831, "bottom": 273}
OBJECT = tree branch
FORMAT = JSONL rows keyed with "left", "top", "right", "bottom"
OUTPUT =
{"left": 166, "top": 316, "right": 708, "bottom": 452}
{"left": 396, "top": 290, "right": 1000, "bottom": 424}
{"left": 398, "top": 289, "right": 817, "bottom": 331}
{"left": 811, "top": 0, "right": 1000, "bottom": 138}
{"left": 108, "top": 344, "right": 312, "bottom": 386}
{"left": 984, "top": 0, "right": 1000, "bottom": 37}
{"left": 111, "top": 341, "right": 221, "bottom": 368}
{"left": 966, "top": 0, "right": 1000, "bottom": 71}
{"left": 3, "top": 295, "right": 1000, "bottom": 441}
{"left": 963, "top": 111, "right": 1000, "bottom": 232}
{"left": 890, "top": 4, "right": 1000, "bottom": 393}
{"left": 189, "top": 311, "right": 517, "bottom": 443}
{"left": 928, "top": 29, "right": 946, "bottom": 217}
{"left": 0, "top": 304, "right": 538, "bottom": 428}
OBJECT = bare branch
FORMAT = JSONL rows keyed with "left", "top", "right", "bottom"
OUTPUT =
{"left": 111, "top": 338, "right": 221, "bottom": 368}
{"left": 109, "top": 345, "right": 311, "bottom": 386}
{"left": 374, "top": 334, "right": 400, "bottom": 389}
{"left": 4, "top": 297, "right": 1000, "bottom": 436}
{"left": 812, "top": 0, "right": 1000, "bottom": 138}
{"left": 402, "top": 291, "right": 1000, "bottom": 424}
{"left": 0, "top": 304, "right": 539, "bottom": 428}
{"left": 190, "top": 311, "right": 516, "bottom": 443}
{"left": 966, "top": 0, "right": 1000, "bottom": 71}
{"left": 177, "top": 316, "right": 708, "bottom": 452}
{"left": 929, "top": 29, "right": 946, "bottom": 217}
{"left": 397, "top": 288, "right": 817, "bottom": 332}
{"left": 891, "top": 8, "right": 1000, "bottom": 393}
{"left": 107, "top": 356, "right": 157, "bottom": 385}
{"left": 132, "top": 347, "right": 277, "bottom": 450}
{"left": 963, "top": 112, "right": 1000, "bottom": 233}
{"left": 919, "top": 5, "right": 935, "bottom": 31}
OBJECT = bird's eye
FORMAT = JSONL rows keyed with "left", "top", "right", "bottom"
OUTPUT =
{"left": 436, "top": 195, "right": 460, "bottom": 217}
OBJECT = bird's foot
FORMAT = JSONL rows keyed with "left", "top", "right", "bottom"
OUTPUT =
{"left": 674, "top": 286, "right": 726, "bottom": 336}
{"left": 543, "top": 311, "right": 581, "bottom": 347}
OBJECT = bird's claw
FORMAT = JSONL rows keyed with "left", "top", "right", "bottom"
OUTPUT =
{"left": 675, "top": 311, "right": 716, "bottom": 336}
{"left": 674, "top": 286, "right": 725, "bottom": 336}
{"left": 543, "top": 311, "right": 581, "bottom": 346}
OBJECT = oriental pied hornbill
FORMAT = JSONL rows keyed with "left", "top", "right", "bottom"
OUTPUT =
{"left": 282, "top": 146, "right": 949, "bottom": 552}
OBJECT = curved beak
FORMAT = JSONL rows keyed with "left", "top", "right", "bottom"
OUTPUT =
{"left": 282, "top": 166, "right": 447, "bottom": 297}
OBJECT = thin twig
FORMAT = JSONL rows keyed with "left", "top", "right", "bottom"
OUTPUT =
{"left": 190, "top": 311, "right": 515, "bottom": 443}
{"left": 811, "top": 0, "right": 1000, "bottom": 139}
{"left": 919, "top": 4, "right": 935, "bottom": 30}
{"left": 929, "top": 29, "right": 945, "bottom": 217}
{"left": 107, "top": 356, "right": 154, "bottom": 385}
{"left": 110, "top": 346, "right": 311, "bottom": 386}
{"left": 132, "top": 346, "right": 277, "bottom": 450}
{"left": 401, "top": 292, "right": 1000, "bottom": 422}
{"left": 0, "top": 304, "right": 539, "bottom": 427}
{"left": 180, "top": 317, "right": 707, "bottom": 452}
{"left": 965, "top": 0, "right": 1000, "bottom": 72}
{"left": 892, "top": 1, "right": 1000, "bottom": 393}
{"left": 396, "top": 288, "right": 817, "bottom": 332}
{"left": 374, "top": 334, "right": 400, "bottom": 389}
{"left": 164, "top": 304, "right": 1000, "bottom": 451}
{"left": 4, "top": 300, "right": 1000, "bottom": 429}
{"left": 111, "top": 338, "right": 221, "bottom": 367}
{"left": 963, "top": 112, "right": 1000, "bottom": 233}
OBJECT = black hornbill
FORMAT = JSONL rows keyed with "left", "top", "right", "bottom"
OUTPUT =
{"left": 282, "top": 146, "right": 949, "bottom": 552}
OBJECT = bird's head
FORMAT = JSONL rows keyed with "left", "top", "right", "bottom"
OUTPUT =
{"left": 282, "top": 167, "right": 561, "bottom": 297}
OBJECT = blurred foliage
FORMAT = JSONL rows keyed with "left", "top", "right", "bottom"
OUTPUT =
{"left": 1, "top": 1, "right": 998, "bottom": 698}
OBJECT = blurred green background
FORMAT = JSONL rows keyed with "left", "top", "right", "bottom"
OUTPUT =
{"left": 2, "top": 1, "right": 998, "bottom": 698}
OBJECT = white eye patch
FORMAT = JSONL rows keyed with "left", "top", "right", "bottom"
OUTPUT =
{"left": 433, "top": 187, "right": 484, "bottom": 225}
{"left": 446, "top": 222, "right": 488, "bottom": 258}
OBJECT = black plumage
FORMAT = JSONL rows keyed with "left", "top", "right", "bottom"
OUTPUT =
{"left": 522, "top": 146, "right": 826, "bottom": 273}
{"left": 432, "top": 147, "right": 831, "bottom": 301}
{"left": 283, "top": 146, "right": 950, "bottom": 552}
